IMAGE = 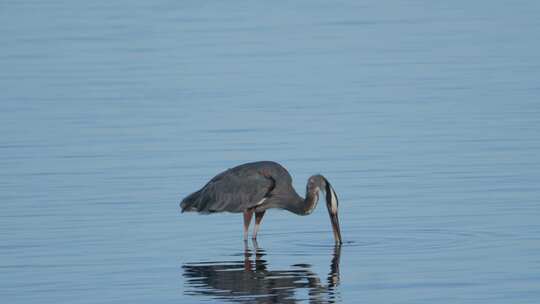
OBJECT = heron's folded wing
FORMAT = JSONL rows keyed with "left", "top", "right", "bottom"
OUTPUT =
{"left": 182, "top": 170, "right": 274, "bottom": 213}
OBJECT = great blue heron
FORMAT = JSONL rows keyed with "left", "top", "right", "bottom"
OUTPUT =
{"left": 180, "top": 161, "right": 342, "bottom": 244}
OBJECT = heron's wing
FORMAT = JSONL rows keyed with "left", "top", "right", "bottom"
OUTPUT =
{"left": 181, "top": 169, "right": 274, "bottom": 213}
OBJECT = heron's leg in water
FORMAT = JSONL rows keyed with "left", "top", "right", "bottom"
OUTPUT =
{"left": 252, "top": 211, "right": 266, "bottom": 239}
{"left": 243, "top": 210, "right": 254, "bottom": 240}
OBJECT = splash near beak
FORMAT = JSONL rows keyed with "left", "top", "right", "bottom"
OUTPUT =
{"left": 325, "top": 180, "right": 343, "bottom": 244}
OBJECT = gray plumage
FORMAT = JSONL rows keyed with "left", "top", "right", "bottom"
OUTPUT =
{"left": 181, "top": 161, "right": 299, "bottom": 213}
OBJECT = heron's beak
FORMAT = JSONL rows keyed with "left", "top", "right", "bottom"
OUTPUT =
{"left": 329, "top": 211, "right": 342, "bottom": 245}
{"left": 325, "top": 182, "right": 343, "bottom": 244}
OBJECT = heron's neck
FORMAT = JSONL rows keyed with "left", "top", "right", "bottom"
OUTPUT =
{"left": 288, "top": 188, "right": 319, "bottom": 215}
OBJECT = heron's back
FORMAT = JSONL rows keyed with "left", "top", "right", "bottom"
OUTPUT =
{"left": 180, "top": 161, "right": 295, "bottom": 213}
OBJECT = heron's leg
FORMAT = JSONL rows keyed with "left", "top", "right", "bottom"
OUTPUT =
{"left": 243, "top": 240, "right": 252, "bottom": 271}
{"left": 252, "top": 211, "right": 266, "bottom": 239}
{"left": 243, "top": 210, "right": 254, "bottom": 240}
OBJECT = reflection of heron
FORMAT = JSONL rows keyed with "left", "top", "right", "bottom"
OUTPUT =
{"left": 182, "top": 240, "right": 342, "bottom": 304}
{"left": 180, "top": 161, "right": 342, "bottom": 243}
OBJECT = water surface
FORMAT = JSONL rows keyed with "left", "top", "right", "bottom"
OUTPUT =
{"left": 1, "top": 1, "right": 540, "bottom": 303}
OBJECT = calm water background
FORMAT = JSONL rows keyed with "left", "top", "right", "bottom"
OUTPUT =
{"left": 1, "top": 1, "right": 540, "bottom": 303}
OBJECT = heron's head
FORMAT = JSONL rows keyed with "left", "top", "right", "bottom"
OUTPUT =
{"left": 307, "top": 174, "right": 326, "bottom": 193}
{"left": 307, "top": 174, "right": 343, "bottom": 244}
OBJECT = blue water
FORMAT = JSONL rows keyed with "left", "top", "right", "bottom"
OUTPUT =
{"left": 1, "top": 1, "right": 540, "bottom": 303}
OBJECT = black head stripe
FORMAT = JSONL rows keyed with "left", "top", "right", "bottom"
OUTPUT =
{"left": 325, "top": 178, "right": 333, "bottom": 204}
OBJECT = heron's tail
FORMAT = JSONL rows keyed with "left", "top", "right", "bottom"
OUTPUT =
{"left": 180, "top": 189, "right": 203, "bottom": 213}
